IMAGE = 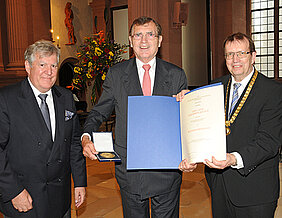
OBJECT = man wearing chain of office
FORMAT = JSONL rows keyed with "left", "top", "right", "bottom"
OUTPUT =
{"left": 177, "top": 32, "right": 282, "bottom": 218}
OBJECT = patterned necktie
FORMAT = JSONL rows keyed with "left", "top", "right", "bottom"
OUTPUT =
{"left": 228, "top": 83, "right": 241, "bottom": 119}
{"left": 142, "top": 64, "right": 151, "bottom": 96}
{"left": 38, "top": 94, "right": 51, "bottom": 132}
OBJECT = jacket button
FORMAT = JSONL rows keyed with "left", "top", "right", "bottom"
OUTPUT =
{"left": 58, "top": 178, "right": 62, "bottom": 182}
{"left": 58, "top": 159, "right": 62, "bottom": 163}
{"left": 46, "top": 182, "right": 49, "bottom": 185}
{"left": 38, "top": 142, "right": 41, "bottom": 146}
{"left": 64, "top": 138, "right": 67, "bottom": 142}
{"left": 46, "top": 162, "right": 50, "bottom": 166}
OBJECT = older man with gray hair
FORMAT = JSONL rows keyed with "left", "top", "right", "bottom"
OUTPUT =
{"left": 0, "top": 40, "right": 86, "bottom": 218}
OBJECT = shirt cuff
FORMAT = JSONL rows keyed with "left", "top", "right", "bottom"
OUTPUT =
{"left": 81, "top": 133, "right": 91, "bottom": 142}
{"left": 231, "top": 152, "right": 244, "bottom": 169}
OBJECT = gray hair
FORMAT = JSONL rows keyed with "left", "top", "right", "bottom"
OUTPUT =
{"left": 24, "top": 40, "right": 60, "bottom": 66}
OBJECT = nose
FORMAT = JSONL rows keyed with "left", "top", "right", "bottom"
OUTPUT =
{"left": 140, "top": 34, "right": 148, "bottom": 43}
{"left": 233, "top": 53, "right": 240, "bottom": 62}
{"left": 46, "top": 65, "right": 53, "bottom": 75}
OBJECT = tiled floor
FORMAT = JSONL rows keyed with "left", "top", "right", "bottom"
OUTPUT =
{"left": 73, "top": 160, "right": 212, "bottom": 218}
{"left": 0, "top": 162, "right": 282, "bottom": 217}
{"left": 71, "top": 161, "right": 282, "bottom": 218}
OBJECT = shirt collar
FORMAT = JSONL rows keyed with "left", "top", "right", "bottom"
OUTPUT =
{"left": 231, "top": 67, "right": 254, "bottom": 88}
{"left": 27, "top": 77, "right": 52, "bottom": 97}
{"left": 136, "top": 57, "right": 156, "bottom": 70}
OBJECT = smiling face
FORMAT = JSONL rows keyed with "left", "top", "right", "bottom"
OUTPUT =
{"left": 225, "top": 38, "right": 256, "bottom": 82}
{"left": 25, "top": 53, "right": 58, "bottom": 93}
{"left": 129, "top": 21, "right": 162, "bottom": 63}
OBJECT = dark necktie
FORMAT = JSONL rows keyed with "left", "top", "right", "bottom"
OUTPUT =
{"left": 38, "top": 94, "right": 51, "bottom": 132}
{"left": 142, "top": 64, "right": 151, "bottom": 96}
{"left": 228, "top": 83, "right": 241, "bottom": 119}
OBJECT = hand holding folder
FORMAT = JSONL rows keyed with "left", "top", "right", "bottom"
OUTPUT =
{"left": 127, "top": 83, "right": 226, "bottom": 170}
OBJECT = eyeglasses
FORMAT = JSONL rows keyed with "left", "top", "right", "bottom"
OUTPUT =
{"left": 225, "top": 51, "right": 251, "bottom": 60}
{"left": 131, "top": 32, "right": 158, "bottom": 40}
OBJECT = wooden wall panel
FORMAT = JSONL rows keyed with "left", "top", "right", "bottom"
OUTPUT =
{"left": 0, "top": 0, "right": 51, "bottom": 87}
{"left": 210, "top": 0, "right": 247, "bottom": 80}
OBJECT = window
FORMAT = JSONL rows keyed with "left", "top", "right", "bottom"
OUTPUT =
{"left": 251, "top": 0, "right": 282, "bottom": 80}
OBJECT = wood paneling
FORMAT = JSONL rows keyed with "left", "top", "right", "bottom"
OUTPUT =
{"left": 0, "top": 0, "right": 51, "bottom": 87}
{"left": 210, "top": 0, "right": 247, "bottom": 80}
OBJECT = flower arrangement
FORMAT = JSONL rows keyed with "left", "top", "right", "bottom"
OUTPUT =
{"left": 72, "top": 31, "right": 128, "bottom": 104}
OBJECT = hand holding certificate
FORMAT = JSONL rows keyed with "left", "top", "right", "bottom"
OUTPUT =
{"left": 127, "top": 83, "right": 226, "bottom": 169}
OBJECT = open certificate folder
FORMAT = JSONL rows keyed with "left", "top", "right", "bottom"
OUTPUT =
{"left": 127, "top": 83, "right": 226, "bottom": 170}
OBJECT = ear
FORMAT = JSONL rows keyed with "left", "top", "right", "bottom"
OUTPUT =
{"left": 251, "top": 51, "right": 256, "bottom": 65}
{"left": 128, "top": 36, "right": 133, "bottom": 47}
{"left": 25, "top": 60, "right": 31, "bottom": 75}
{"left": 158, "top": 35, "right": 163, "bottom": 47}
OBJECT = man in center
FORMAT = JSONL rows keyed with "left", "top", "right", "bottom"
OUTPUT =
{"left": 81, "top": 16, "right": 188, "bottom": 217}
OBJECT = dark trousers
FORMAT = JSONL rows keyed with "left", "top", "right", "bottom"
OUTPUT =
{"left": 120, "top": 188, "right": 180, "bottom": 218}
{"left": 4, "top": 207, "right": 71, "bottom": 218}
{"left": 210, "top": 175, "right": 277, "bottom": 218}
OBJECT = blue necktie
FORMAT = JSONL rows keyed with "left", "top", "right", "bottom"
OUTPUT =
{"left": 228, "top": 83, "right": 241, "bottom": 119}
{"left": 38, "top": 94, "right": 51, "bottom": 132}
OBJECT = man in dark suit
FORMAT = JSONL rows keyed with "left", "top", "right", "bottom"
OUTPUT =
{"left": 0, "top": 40, "right": 87, "bottom": 218}
{"left": 81, "top": 16, "right": 188, "bottom": 217}
{"left": 178, "top": 32, "right": 282, "bottom": 217}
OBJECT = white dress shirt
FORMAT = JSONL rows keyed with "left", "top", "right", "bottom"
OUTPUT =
{"left": 136, "top": 57, "right": 156, "bottom": 95}
{"left": 229, "top": 68, "right": 254, "bottom": 169}
{"left": 28, "top": 78, "right": 56, "bottom": 141}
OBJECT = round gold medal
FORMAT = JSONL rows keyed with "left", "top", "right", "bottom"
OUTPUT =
{"left": 100, "top": 152, "right": 115, "bottom": 158}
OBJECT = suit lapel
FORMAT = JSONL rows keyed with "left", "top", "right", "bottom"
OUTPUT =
{"left": 49, "top": 86, "right": 65, "bottom": 160}
{"left": 153, "top": 58, "right": 170, "bottom": 96}
{"left": 235, "top": 71, "right": 259, "bottom": 114}
{"left": 122, "top": 58, "right": 143, "bottom": 96}
{"left": 122, "top": 58, "right": 171, "bottom": 97}
{"left": 222, "top": 76, "right": 231, "bottom": 119}
{"left": 18, "top": 78, "right": 48, "bottom": 141}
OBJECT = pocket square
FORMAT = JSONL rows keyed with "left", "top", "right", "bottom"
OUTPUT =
{"left": 65, "top": 110, "right": 74, "bottom": 121}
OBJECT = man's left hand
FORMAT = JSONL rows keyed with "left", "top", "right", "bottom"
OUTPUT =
{"left": 74, "top": 187, "right": 86, "bottom": 208}
{"left": 204, "top": 153, "right": 237, "bottom": 169}
{"left": 173, "top": 89, "right": 190, "bottom": 102}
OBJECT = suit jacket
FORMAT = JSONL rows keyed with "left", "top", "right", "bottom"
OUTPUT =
{"left": 84, "top": 57, "right": 188, "bottom": 199}
{"left": 0, "top": 78, "right": 87, "bottom": 218}
{"left": 205, "top": 71, "right": 282, "bottom": 207}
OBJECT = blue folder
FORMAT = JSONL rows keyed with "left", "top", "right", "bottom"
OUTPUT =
{"left": 127, "top": 96, "right": 182, "bottom": 169}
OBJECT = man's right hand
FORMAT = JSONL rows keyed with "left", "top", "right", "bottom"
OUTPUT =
{"left": 81, "top": 135, "right": 98, "bottom": 160}
{"left": 11, "top": 189, "right": 33, "bottom": 212}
